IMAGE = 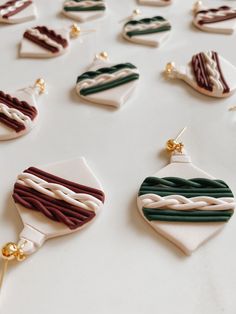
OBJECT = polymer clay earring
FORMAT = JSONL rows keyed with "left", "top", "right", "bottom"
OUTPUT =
{"left": 0, "top": 158, "right": 105, "bottom": 289}
{"left": 164, "top": 51, "right": 236, "bottom": 98}
{"left": 192, "top": 1, "right": 236, "bottom": 35}
{"left": 138, "top": 0, "right": 172, "bottom": 6}
{"left": 20, "top": 23, "right": 91, "bottom": 58}
{"left": 121, "top": 10, "right": 171, "bottom": 47}
{"left": 0, "top": 79, "right": 45, "bottom": 141}
{"left": 137, "top": 128, "right": 235, "bottom": 255}
{"left": 0, "top": 0, "right": 37, "bottom": 24}
{"left": 62, "top": 0, "right": 106, "bottom": 23}
{"left": 75, "top": 52, "right": 140, "bottom": 108}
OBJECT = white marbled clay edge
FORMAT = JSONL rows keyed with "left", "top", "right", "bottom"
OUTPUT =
{"left": 76, "top": 67, "right": 139, "bottom": 94}
{"left": 17, "top": 172, "right": 103, "bottom": 212}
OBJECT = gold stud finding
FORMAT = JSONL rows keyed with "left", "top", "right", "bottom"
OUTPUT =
{"left": 70, "top": 23, "right": 81, "bottom": 38}
{"left": 34, "top": 78, "right": 46, "bottom": 94}
{"left": 96, "top": 51, "right": 109, "bottom": 61}
{"left": 165, "top": 62, "right": 176, "bottom": 76}
{"left": 133, "top": 8, "right": 141, "bottom": 17}
{"left": 166, "top": 127, "right": 187, "bottom": 154}
{"left": 1, "top": 242, "right": 26, "bottom": 262}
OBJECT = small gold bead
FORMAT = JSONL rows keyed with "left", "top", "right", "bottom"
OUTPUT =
{"left": 100, "top": 51, "right": 108, "bottom": 60}
{"left": 35, "top": 78, "right": 46, "bottom": 94}
{"left": 70, "top": 23, "right": 81, "bottom": 38}
{"left": 1, "top": 243, "right": 18, "bottom": 261}
{"left": 165, "top": 62, "right": 175, "bottom": 75}
{"left": 133, "top": 9, "right": 141, "bottom": 16}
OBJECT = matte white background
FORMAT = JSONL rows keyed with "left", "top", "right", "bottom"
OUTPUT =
{"left": 0, "top": 0, "right": 236, "bottom": 313}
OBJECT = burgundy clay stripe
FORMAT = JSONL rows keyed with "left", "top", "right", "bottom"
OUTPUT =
{"left": 34, "top": 26, "right": 68, "bottom": 48}
{"left": 0, "top": 91, "right": 37, "bottom": 133}
{"left": 2, "top": 1, "right": 32, "bottom": 19}
{"left": 0, "top": 91, "right": 37, "bottom": 119}
{"left": 212, "top": 52, "right": 230, "bottom": 94}
{"left": 25, "top": 167, "right": 105, "bottom": 202}
{"left": 23, "top": 31, "right": 60, "bottom": 53}
{"left": 199, "top": 53, "right": 213, "bottom": 91}
{"left": 13, "top": 166, "right": 104, "bottom": 229}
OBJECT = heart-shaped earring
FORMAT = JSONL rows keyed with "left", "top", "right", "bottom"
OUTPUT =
{"left": 20, "top": 23, "right": 93, "bottom": 58}
{"left": 192, "top": 1, "right": 236, "bottom": 35}
{"left": 0, "top": 78, "right": 45, "bottom": 141}
{"left": 75, "top": 52, "right": 140, "bottom": 108}
{"left": 138, "top": 0, "right": 172, "bottom": 6}
{"left": 164, "top": 51, "right": 236, "bottom": 98}
{"left": 0, "top": 157, "right": 105, "bottom": 291}
{"left": 137, "top": 128, "right": 235, "bottom": 255}
{"left": 62, "top": 0, "right": 106, "bottom": 22}
{"left": 0, "top": 0, "right": 37, "bottom": 24}
{"left": 121, "top": 10, "right": 171, "bottom": 47}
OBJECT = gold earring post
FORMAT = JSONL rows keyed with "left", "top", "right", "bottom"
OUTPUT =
{"left": 166, "top": 127, "right": 187, "bottom": 154}
{"left": 34, "top": 78, "right": 46, "bottom": 94}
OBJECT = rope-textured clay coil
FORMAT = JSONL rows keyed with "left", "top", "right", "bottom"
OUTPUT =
{"left": 0, "top": 0, "right": 32, "bottom": 19}
{"left": 13, "top": 167, "right": 105, "bottom": 230}
{"left": 138, "top": 176, "right": 235, "bottom": 223}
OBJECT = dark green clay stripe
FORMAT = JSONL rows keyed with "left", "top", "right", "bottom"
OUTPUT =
{"left": 125, "top": 16, "right": 167, "bottom": 27}
{"left": 139, "top": 187, "right": 231, "bottom": 194}
{"left": 144, "top": 214, "right": 231, "bottom": 223}
{"left": 126, "top": 25, "right": 171, "bottom": 37}
{"left": 143, "top": 208, "right": 234, "bottom": 217}
{"left": 139, "top": 191, "right": 233, "bottom": 198}
{"left": 142, "top": 177, "right": 229, "bottom": 189}
{"left": 80, "top": 74, "right": 139, "bottom": 96}
{"left": 77, "top": 63, "right": 137, "bottom": 83}
{"left": 64, "top": 6, "right": 105, "bottom": 11}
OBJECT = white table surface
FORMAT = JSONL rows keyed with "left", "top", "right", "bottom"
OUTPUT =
{"left": 1, "top": 0, "right": 236, "bottom": 313}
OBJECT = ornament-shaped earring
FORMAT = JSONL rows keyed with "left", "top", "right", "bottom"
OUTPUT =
{"left": 20, "top": 23, "right": 93, "bottom": 58}
{"left": 0, "top": 78, "right": 45, "bottom": 141}
{"left": 0, "top": 0, "right": 37, "bottom": 24}
{"left": 121, "top": 9, "right": 171, "bottom": 47}
{"left": 0, "top": 157, "right": 105, "bottom": 291}
{"left": 192, "top": 1, "right": 236, "bottom": 35}
{"left": 75, "top": 52, "right": 140, "bottom": 108}
{"left": 137, "top": 128, "right": 235, "bottom": 255}
{"left": 62, "top": 0, "right": 107, "bottom": 23}
{"left": 164, "top": 51, "right": 236, "bottom": 98}
{"left": 138, "top": 0, "right": 172, "bottom": 6}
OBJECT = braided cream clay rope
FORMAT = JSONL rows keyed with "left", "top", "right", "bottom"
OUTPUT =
{"left": 25, "top": 28, "right": 65, "bottom": 52}
{"left": 196, "top": 6, "right": 236, "bottom": 25}
{"left": 203, "top": 51, "right": 224, "bottom": 92}
{"left": 124, "top": 16, "right": 171, "bottom": 37}
{"left": 138, "top": 177, "right": 235, "bottom": 223}
{"left": 64, "top": 0, "right": 106, "bottom": 11}
{"left": 0, "top": 0, "right": 31, "bottom": 18}
{"left": 17, "top": 173, "right": 103, "bottom": 212}
{"left": 76, "top": 63, "right": 139, "bottom": 96}
{"left": 0, "top": 103, "right": 32, "bottom": 130}
{"left": 191, "top": 51, "right": 230, "bottom": 95}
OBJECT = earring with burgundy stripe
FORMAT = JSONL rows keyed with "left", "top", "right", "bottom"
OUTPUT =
{"left": 0, "top": 157, "right": 105, "bottom": 292}
{"left": 0, "top": 78, "right": 46, "bottom": 141}
{"left": 164, "top": 51, "right": 236, "bottom": 98}
{"left": 20, "top": 23, "right": 95, "bottom": 59}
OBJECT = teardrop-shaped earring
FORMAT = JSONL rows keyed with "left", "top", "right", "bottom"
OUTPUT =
{"left": 164, "top": 51, "right": 236, "bottom": 98}
{"left": 137, "top": 128, "right": 235, "bottom": 255}
{"left": 0, "top": 78, "right": 46, "bottom": 141}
